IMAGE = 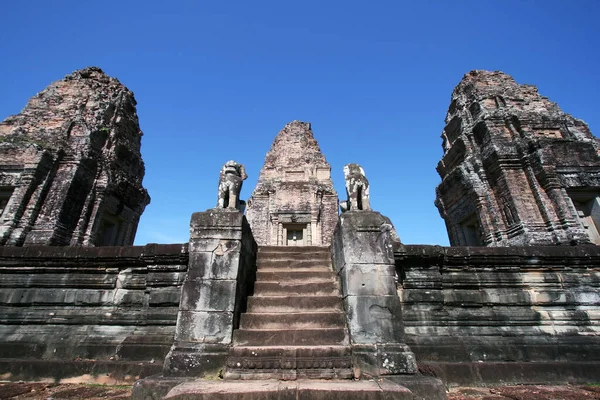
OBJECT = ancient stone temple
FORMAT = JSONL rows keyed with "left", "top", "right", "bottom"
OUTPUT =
{"left": 1, "top": 67, "right": 600, "bottom": 398}
{"left": 0, "top": 67, "right": 150, "bottom": 246}
{"left": 139, "top": 153, "right": 446, "bottom": 399}
{"left": 246, "top": 120, "right": 338, "bottom": 246}
{"left": 435, "top": 70, "right": 600, "bottom": 246}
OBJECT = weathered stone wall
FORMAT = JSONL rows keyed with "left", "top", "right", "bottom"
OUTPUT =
{"left": 332, "top": 211, "right": 417, "bottom": 378}
{"left": 2, "top": 240, "right": 599, "bottom": 386}
{"left": 435, "top": 70, "right": 600, "bottom": 246}
{"left": 0, "top": 243, "right": 187, "bottom": 382}
{"left": 396, "top": 244, "right": 600, "bottom": 385}
{"left": 163, "top": 210, "right": 257, "bottom": 377}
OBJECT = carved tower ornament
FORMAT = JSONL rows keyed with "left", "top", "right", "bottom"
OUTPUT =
{"left": 0, "top": 67, "right": 150, "bottom": 246}
{"left": 341, "top": 163, "right": 371, "bottom": 212}
{"left": 435, "top": 70, "right": 600, "bottom": 246}
{"left": 246, "top": 121, "right": 338, "bottom": 246}
{"left": 217, "top": 160, "right": 247, "bottom": 210}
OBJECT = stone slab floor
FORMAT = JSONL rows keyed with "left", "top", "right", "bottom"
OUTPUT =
{"left": 1, "top": 382, "right": 600, "bottom": 399}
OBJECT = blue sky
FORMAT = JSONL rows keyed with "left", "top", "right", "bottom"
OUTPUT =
{"left": 1, "top": 1, "right": 599, "bottom": 246}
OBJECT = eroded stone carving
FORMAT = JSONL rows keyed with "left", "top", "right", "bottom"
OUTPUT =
{"left": 0, "top": 67, "right": 150, "bottom": 246}
{"left": 217, "top": 160, "right": 247, "bottom": 210}
{"left": 246, "top": 121, "right": 338, "bottom": 246}
{"left": 341, "top": 163, "right": 370, "bottom": 212}
{"left": 435, "top": 70, "right": 600, "bottom": 246}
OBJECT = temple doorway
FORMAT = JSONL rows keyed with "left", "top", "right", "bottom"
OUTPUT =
{"left": 284, "top": 224, "right": 307, "bottom": 246}
{"left": 569, "top": 193, "right": 600, "bottom": 245}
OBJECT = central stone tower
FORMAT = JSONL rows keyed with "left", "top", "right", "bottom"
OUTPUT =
{"left": 246, "top": 121, "right": 338, "bottom": 246}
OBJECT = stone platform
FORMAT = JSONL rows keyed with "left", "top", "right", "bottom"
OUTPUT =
{"left": 167, "top": 380, "right": 412, "bottom": 399}
{"left": 136, "top": 379, "right": 412, "bottom": 400}
{"left": 132, "top": 376, "right": 446, "bottom": 400}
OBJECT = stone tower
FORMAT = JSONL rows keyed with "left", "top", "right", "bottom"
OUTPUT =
{"left": 246, "top": 121, "right": 338, "bottom": 246}
{"left": 0, "top": 67, "right": 150, "bottom": 246}
{"left": 435, "top": 70, "right": 600, "bottom": 246}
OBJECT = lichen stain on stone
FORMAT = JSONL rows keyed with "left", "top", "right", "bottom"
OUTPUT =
{"left": 213, "top": 240, "right": 236, "bottom": 258}
{"left": 214, "top": 241, "right": 225, "bottom": 257}
{"left": 382, "top": 357, "right": 395, "bottom": 370}
{"left": 369, "top": 304, "right": 392, "bottom": 319}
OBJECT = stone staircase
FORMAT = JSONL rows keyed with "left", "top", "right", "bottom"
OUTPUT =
{"left": 225, "top": 246, "right": 353, "bottom": 380}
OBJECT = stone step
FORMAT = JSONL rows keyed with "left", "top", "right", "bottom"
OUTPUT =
{"left": 258, "top": 246, "right": 330, "bottom": 255}
{"left": 240, "top": 312, "right": 346, "bottom": 329}
{"left": 224, "top": 368, "right": 354, "bottom": 381}
{"left": 224, "top": 245, "right": 352, "bottom": 385}
{"left": 246, "top": 296, "right": 343, "bottom": 313}
{"left": 162, "top": 379, "right": 414, "bottom": 399}
{"left": 258, "top": 248, "right": 330, "bottom": 256}
{"left": 253, "top": 281, "right": 339, "bottom": 296}
{"left": 256, "top": 270, "right": 335, "bottom": 283}
{"left": 227, "top": 345, "right": 352, "bottom": 370}
{"left": 257, "top": 267, "right": 332, "bottom": 274}
{"left": 258, "top": 252, "right": 331, "bottom": 262}
{"left": 256, "top": 259, "right": 332, "bottom": 270}
{"left": 232, "top": 328, "right": 348, "bottom": 346}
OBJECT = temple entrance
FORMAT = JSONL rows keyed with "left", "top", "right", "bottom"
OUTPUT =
{"left": 458, "top": 214, "right": 483, "bottom": 246}
{"left": 284, "top": 223, "right": 307, "bottom": 246}
{"left": 569, "top": 193, "right": 600, "bottom": 245}
{"left": 0, "top": 187, "right": 14, "bottom": 217}
{"left": 96, "top": 212, "right": 124, "bottom": 246}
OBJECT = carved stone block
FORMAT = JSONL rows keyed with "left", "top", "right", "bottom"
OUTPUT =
{"left": 179, "top": 280, "right": 237, "bottom": 312}
{"left": 338, "top": 263, "right": 397, "bottom": 297}
{"left": 174, "top": 311, "right": 233, "bottom": 344}
{"left": 345, "top": 295, "right": 404, "bottom": 344}
{"left": 186, "top": 250, "right": 242, "bottom": 280}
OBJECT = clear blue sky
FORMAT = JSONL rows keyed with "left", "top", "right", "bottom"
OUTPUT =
{"left": 1, "top": 1, "right": 599, "bottom": 246}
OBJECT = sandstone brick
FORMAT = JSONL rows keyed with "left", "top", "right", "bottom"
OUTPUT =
{"left": 436, "top": 70, "right": 600, "bottom": 246}
{"left": 246, "top": 121, "right": 338, "bottom": 246}
{"left": 0, "top": 67, "right": 149, "bottom": 247}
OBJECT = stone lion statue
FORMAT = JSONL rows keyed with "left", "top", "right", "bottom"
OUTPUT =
{"left": 341, "top": 163, "right": 371, "bottom": 212}
{"left": 217, "top": 160, "right": 247, "bottom": 210}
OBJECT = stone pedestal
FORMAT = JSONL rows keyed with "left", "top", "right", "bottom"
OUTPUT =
{"left": 332, "top": 211, "right": 417, "bottom": 377}
{"left": 162, "top": 209, "right": 256, "bottom": 377}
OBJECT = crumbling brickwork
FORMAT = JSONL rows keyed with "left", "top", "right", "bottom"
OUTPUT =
{"left": 436, "top": 70, "right": 600, "bottom": 246}
{"left": 246, "top": 121, "right": 338, "bottom": 246}
{"left": 0, "top": 67, "right": 150, "bottom": 246}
